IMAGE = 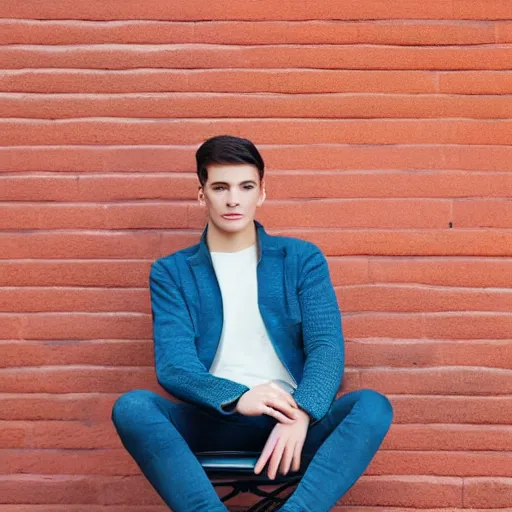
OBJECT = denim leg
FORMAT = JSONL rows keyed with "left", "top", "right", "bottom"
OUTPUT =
{"left": 281, "top": 388, "right": 393, "bottom": 512}
{"left": 111, "top": 389, "right": 272, "bottom": 512}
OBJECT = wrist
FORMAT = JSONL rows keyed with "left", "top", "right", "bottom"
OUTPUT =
{"left": 296, "top": 408, "right": 311, "bottom": 424}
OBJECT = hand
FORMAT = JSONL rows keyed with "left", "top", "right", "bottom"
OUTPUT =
{"left": 254, "top": 408, "right": 310, "bottom": 479}
{"left": 235, "top": 381, "right": 299, "bottom": 424}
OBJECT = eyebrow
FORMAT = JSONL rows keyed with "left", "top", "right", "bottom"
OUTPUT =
{"left": 209, "top": 180, "right": 257, "bottom": 186}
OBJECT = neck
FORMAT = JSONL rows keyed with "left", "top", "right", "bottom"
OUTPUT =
{"left": 206, "top": 220, "right": 257, "bottom": 253}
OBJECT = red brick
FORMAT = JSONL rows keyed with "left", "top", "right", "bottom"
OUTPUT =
{"left": 391, "top": 395, "right": 512, "bottom": 425}
{"left": 369, "top": 257, "right": 512, "bottom": 288}
{"left": 454, "top": 199, "right": 512, "bottom": 228}
{"left": 0, "top": 448, "right": 137, "bottom": 476}
{"left": 0, "top": 69, "right": 438, "bottom": 94}
{"left": 0, "top": 367, "right": 160, "bottom": 393}
{"left": 0, "top": 316, "right": 22, "bottom": 339}
{"left": 0, "top": 261, "right": 152, "bottom": 287}
{"left": 10, "top": 118, "right": 512, "bottom": 146}
{"left": 1, "top": 1, "right": 508, "bottom": 22}
{"left": 0, "top": 1, "right": 463, "bottom": 21}
{"left": 346, "top": 340, "right": 512, "bottom": 369}
{"left": 4, "top": 93, "right": 512, "bottom": 119}
{"left": 384, "top": 424, "right": 512, "bottom": 451}
{"left": 361, "top": 367, "right": 512, "bottom": 395}
{"left": 193, "top": 144, "right": 512, "bottom": 172}
{"left": 0, "top": 423, "right": 26, "bottom": 448}
{"left": 454, "top": 1, "right": 512, "bottom": 20}
{"left": 3, "top": 45, "right": 512, "bottom": 71}
{"left": 299, "top": 229, "right": 512, "bottom": 257}
{"left": 0, "top": 20, "right": 496, "bottom": 46}
{"left": 0, "top": 174, "right": 195, "bottom": 201}
{"left": 440, "top": 71, "right": 512, "bottom": 94}
{"left": 340, "top": 475, "right": 462, "bottom": 507}
{"left": 496, "top": 21, "right": 512, "bottom": 43}
{"left": 5, "top": 145, "right": 512, "bottom": 172}
{"left": 16, "top": 313, "right": 151, "bottom": 340}
{"left": 0, "top": 203, "right": 190, "bottom": 230}
{"left": 464, "top": 478, "right": 512, "bottom": 508}
{"left": 423, "top": 312, "right": 512, "bottom": 340}
{"left": 328, "top": 258, "right": 370, "bottom": 286}
{"left": 0, "top": 146, "right": 194, "bottom": 172}
{"left": 343, "top": 313, "right": 426, "bottom": 339}
{"left": 0, "top": 340, "right": 153, "bottom": 368}
{"left": 0, "top": 394, "right": 120, "bottom": 421}
{"left": 270, "top": 170, "right": 512, "bottom": 199}
{"left": 0, "top": 475, "right": 105, "bottom": 505}
{"left": 0, "top": 231, "right": 197, "bottom": 259}
{"left": 253, "top": 199, "right": 451, "bottom": 229}
{"left": 368, "top": 451, "right": 512, "bottom": 477}
{"left": 338, "top": 285, "right": 512, "bottom": 313}
{"left": 0, "top": 420, "right": 118, "bottom": 448}
{"left": 8, "top": 119, "right": 512, "bottom": 145}
{"left": 0, "top": 474, "right": 164, "bottom": 505}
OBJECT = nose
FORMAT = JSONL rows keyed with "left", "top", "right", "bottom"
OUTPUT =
{"left": 226, "top": 189, "right": 240, "bottom": 206}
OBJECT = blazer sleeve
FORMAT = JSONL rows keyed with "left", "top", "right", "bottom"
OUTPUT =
{"left": 149, "top": 259, "right": 250, "bottom": 416}
{"left": 291, "top": 245, "right": 344, "bottom": 422}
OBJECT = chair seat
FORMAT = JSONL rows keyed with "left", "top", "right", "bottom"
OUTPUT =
{"left": 196, "top": 450, "right": 307, "bottom": 481}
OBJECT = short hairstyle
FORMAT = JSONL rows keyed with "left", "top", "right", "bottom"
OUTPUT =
{"left": 195, "top": 135, "right": 265, "bottom": 186}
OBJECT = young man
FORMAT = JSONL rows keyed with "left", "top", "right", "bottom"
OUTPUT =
{"left": 112, "top": 135, "right": 393, "bottom": 511}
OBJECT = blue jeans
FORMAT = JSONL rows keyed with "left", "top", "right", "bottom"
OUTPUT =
{"left": 112, "top": 388, "right": 393, "bottom": 511}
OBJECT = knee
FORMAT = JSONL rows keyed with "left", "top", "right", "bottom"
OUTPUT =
{"left": 358, "top": 388, "right": 393, "bottom": 433}
{"left": 111, "top": 389, "right": 159, "bottom": 429}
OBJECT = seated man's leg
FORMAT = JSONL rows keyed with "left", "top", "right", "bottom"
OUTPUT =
{"left": 281, "top": 388, "right": 393, "bottom": 512}
{"left": 111, "top": 389, "right": 272, "bottom": 512}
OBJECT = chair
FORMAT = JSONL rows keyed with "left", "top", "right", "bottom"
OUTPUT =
{"left": 196, "top": 450, "right": 309, "bottom": 512}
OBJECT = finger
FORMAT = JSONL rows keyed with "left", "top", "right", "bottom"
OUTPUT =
{"left": 254, "top": 429, "right": 278, "bottom": 475}
{"left": 268, "top": 439, "right": 287, "bottom": 480}
{"left": 292, "top": 439, "right": 304, "bottom": 472}
{"left": 266, "top": 398, "right": 298, "bottom": 421}
{"left": 279, "top": 441, "right": 295, "bottom": 476}
{"left": 262, "top": 405, "right": 295, "bottom": 424}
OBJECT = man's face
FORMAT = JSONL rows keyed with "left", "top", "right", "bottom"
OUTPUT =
{"left": 198, "top": 163, "right": 265, "bottom": 234}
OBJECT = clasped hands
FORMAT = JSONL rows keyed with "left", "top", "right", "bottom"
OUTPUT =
{"left": 235, "top": 381, "right": 310, "bottom": 479}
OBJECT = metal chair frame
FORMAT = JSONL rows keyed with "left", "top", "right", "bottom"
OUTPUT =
{"left": 197, "top": 451, "right": 305, "bottom": 512}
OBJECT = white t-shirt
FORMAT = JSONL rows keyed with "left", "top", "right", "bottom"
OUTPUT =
{"left": 209, "top": 244, "right": 297, "bottom": 391}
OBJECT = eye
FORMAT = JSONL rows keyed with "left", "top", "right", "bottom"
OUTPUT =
{"left": 244, "top": 185, "right": 255, "bottom": 190}
{"left": 213, "top": 186, "right": 225, "bottom": 191}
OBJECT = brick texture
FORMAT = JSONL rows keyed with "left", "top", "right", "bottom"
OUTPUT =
{"left": 1, "top": 1, "right": 511, "bottom": 511}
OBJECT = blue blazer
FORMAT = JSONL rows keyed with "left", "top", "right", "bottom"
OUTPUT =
{"left": 149, "top": 220, "right": 344, "bottom": 421}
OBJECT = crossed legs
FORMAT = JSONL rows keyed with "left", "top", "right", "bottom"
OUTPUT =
{"left": 112, "top": 388, "right": 393, "bottom": 511}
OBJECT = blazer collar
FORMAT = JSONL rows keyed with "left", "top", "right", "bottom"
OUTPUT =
{"left": 187, "top": 219, "right": 281, "bottom": 267}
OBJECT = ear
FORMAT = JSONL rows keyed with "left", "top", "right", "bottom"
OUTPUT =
{"left": 198, "top": 186, "right": 207, "bottom": 207}
{"left": 257, "top": 181, "right": 266, "bottom": 206}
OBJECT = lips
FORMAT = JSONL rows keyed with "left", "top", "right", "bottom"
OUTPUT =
{"left": 222, "top": 214, "right": 243, "bottom": 219}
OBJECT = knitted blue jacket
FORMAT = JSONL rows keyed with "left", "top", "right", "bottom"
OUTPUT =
{"left": 149, "top": 220, "right": 344, "bottom": 422}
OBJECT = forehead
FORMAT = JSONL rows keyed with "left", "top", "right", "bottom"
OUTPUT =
{"left": 206, "top": 163, "right": 260, "bottom": 184}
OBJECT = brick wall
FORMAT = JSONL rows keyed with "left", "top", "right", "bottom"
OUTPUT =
{"left": 1, "top": 1, "right": 512, "bottom": 510}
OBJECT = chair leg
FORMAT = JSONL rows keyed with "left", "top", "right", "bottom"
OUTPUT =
{"left": 212, "top": 478, "right": 299, "bottom": 512}
{"left": 246, "top": 479, "right": 299, "bottom": 512}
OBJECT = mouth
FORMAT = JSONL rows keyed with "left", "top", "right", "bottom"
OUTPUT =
{"left": 222, "top": 214, "right": 243, "bottom": 220}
